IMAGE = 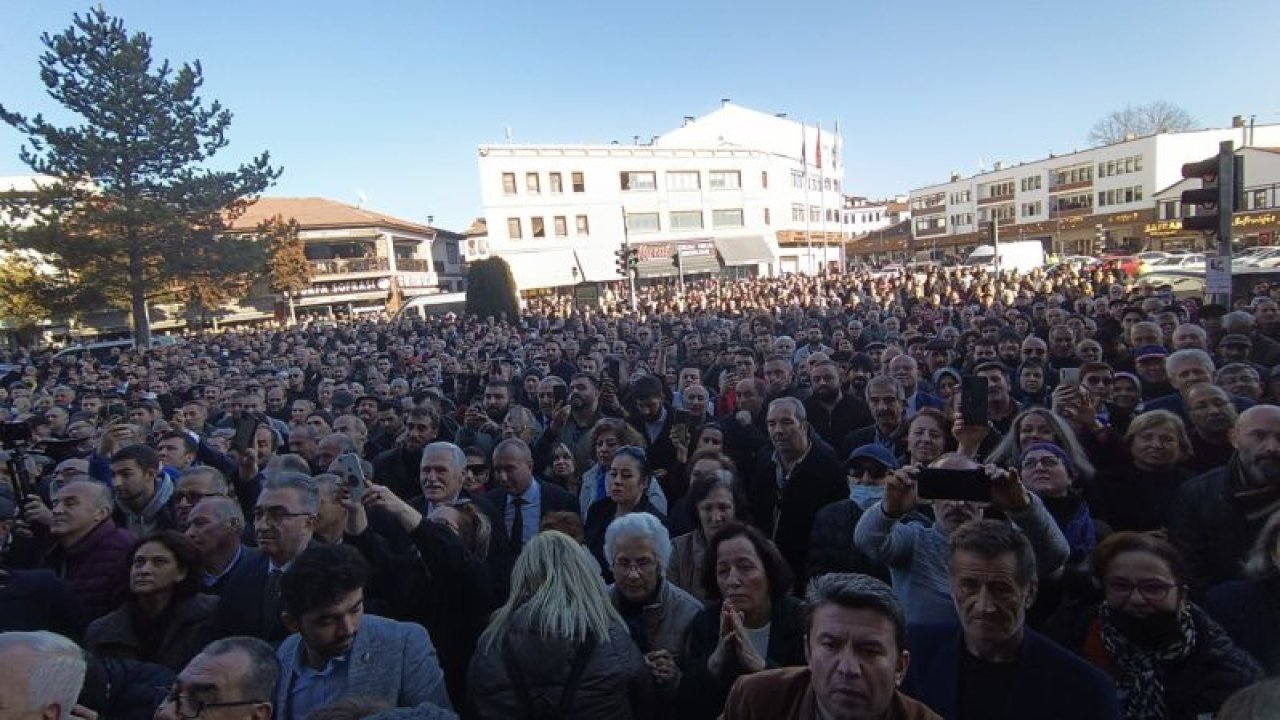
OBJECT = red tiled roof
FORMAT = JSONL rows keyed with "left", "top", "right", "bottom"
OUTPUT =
{"left": 228, "top": 197, "right": 438, "bottom": 235}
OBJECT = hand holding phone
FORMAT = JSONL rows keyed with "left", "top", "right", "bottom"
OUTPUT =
{"left": 332, "top": 453, "right": 367, "bottom": 502}
{"left": 916, "top": 467, "right": 991, "bottom": 503}
{"left": 959, "top": 376, "right": 989, "bottom": 426}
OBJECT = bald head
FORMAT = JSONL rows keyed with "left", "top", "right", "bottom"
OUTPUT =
{"left": 1231, "top": 405, "right": 1280, "bottom": 487}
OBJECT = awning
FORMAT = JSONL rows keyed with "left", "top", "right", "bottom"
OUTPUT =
{"left": 574, "top": 246, "right": 624, "bottom": 283}
{"left": 297, "top": 291, "right": 388, "bottom": 307}
{"left": 499, "top": 249, "right": 580, "bottom": 290}
{"left": 715, "top": 235, "right": 776, "bottom": 266}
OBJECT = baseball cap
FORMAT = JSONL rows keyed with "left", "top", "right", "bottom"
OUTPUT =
{"left": 330, "top": 390, "right": 356, "bottom": 410}
{"left": 1134, "top": 345, "right": 1168, "bottom": 361}
{"left": 845, "top": 444, "right": 901, "bottom": 471}
{"left": 1219, "top": 334, "right": 1253, "bottom": 348}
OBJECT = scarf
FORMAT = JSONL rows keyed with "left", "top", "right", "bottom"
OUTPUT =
{"left": 1098, "top": 602, "right": 1196, "bottom": 720}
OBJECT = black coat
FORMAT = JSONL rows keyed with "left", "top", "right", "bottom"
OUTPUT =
{"left": 1168, "top": 459, "right": 1259, "bottom": 593}
{"left": 1088, "top": 463, "right": 1194, "bottom": 533}
{"left": 1205, "top": 575, "right": 1280, "bottom": 676}
{"left": 803, "top": 393, "right": 873, "bottom": 455}
{"left": 808, "top": 499, "right": 924, "bottom": 583}
{"left": 372, "top": 445, "right": 425, "bottom": 501}
{"left": 746, "top": 444, "right": 846, "bottom": 591}
{"left": 214, "top": 549, "right": 293, "bottom": 643}
{"left": 840, "top": 423, "right": 908, "bottom": 461}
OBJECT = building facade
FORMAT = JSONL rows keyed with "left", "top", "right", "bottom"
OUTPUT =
{"left": 1148, "top": 145, "right": 1280, "bottom": 250}
{"left": 476, "top": 102, "right": 846, "bottom": 293}
{"left": 906, "top": 123, "right": 1280, "bottom": 259}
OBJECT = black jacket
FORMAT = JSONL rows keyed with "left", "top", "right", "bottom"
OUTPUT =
{"left": 1167, "top": 458, "right": 1260, "bottom": 593}
{"left": 746, "top": 443, "right": 847, "bottom": 592}
{"left": 803, "top": 393, "right": 873, "bottom": 453}
{"left": 808, "top": 499, "right": 924, "bottom": 583}
{"left": 840, "top": 423, "right": 907, "bottom": 461}
{"left": 485, "top": 479, "right": 580, "bottom": 549}
{"left": 372, "top": 445, "right": 425, "bottom": 501}
{"left": 1205, "top": 575, "right": 1280, "bottom": 676}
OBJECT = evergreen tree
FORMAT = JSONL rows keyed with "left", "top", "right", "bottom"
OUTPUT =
{"left": 465, "top": 257, "right": 520, "bottom": 322}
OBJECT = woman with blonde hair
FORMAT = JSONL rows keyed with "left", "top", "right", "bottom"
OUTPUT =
{"left": 987, "top": 407, "right": 1096, "bottom": 481}
{"left": 468, "top": 530, "right": 653, "bottom": 718}
{"left": 1088, "top": 409, "right": 1196, "bottom": 533}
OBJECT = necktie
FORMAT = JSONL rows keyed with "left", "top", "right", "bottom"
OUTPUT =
{"left": 263, "top": 568, "right": 283, "bottom": 629}
{"left": 511, "top": 497, "right": 527, "bottom": 555}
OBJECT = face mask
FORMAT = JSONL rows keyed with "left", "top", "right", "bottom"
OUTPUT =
{"left": 850, "top": 484, "right": 886, "bottom": 510}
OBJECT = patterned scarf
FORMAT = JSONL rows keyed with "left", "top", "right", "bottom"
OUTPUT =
{"left": 1098, "top": 602, "right": 1196, "bottom": 720}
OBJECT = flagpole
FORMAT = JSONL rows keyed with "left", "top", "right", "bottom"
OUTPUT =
{"left": 835, "top": 120, "right": 846, "bottom": 274}
{"left": 819, "top": 121, "right": 828, "bottom": 276}
{"left": 803, "top": 122, "right": 813, "bottom": 276}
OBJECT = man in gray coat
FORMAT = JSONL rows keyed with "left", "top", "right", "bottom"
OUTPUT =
{"left": 275, "top": 544, "right": 455, "bottom": 720}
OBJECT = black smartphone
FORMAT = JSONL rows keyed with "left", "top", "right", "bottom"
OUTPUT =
{"left": 552, "top": 384, "right": 569, "bottom": 405}
{"left": 605, "top": 355, "right": 623, "bottom": 386}
{"left": 959, "top": 375, "right": 989, "bottom": 426}
{"left": 916, "top": 467, "right": 992, "bottom": 503}
{"left": 331, "top": 453, "right": 367, "bottom": 502}
{"left": 105, "top": 401, "right": 127, "bottom": 422}
{"left": 232, "top": 416, "right": 258, "bottom": 453}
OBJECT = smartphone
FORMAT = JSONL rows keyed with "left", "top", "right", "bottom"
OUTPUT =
{"left": 604, "top": 355, "right": 623, "bottom": 386}
{"left": 552, "top": 384, "right": 569, "bottom": 405}
{"left": 332, "top": 453, "right": 367, "bottom": 502}
{"left": 105, "top": 401, "right": 127, "bottom": 422}
{"left": 916, "top": 467, "right": 992, "bottom": 503}
{"left": 232, "top": 416, "right": 258, "bottom": 453}
{"left": 959, "top": 375, "right": 989, "bottom": 426}
{"left": 1059, "top": 367, "right": 1080, "bottom": 385}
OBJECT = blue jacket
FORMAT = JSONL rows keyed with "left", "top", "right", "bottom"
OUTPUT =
{"left": 902, "top": 624, "right": 1120, "bottom": 720}
{"left": 275, "top": 614, "right": 455, "bottom": 720}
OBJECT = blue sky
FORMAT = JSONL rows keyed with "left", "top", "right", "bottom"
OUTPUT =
{"left": 3, "top": 0, "right": 1278, "bottom": 230}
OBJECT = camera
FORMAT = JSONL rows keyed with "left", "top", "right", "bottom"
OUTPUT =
{"left": 0, "top": 421, "right": 32, "bottom": 445}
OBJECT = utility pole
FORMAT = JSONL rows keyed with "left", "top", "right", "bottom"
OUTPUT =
{"left": 1181, "top": 140, "right": 1241, "bottom": 307}
{"left": 620, "top": 206, "right": 638, "bottom": 312}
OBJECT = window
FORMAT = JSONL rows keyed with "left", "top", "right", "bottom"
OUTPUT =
{"left": 1098, "top": 155, "right": 1144, "bottom": 178}
{"left": 507, "top": 218, "right": 522, "bottom": 239}
{"left": 764, "top": 207, "right": 771, "bottom": 225}
{"left": 620, "top": 171, "right": 657, "bottom": 191}
{"left": 666, "top": 171, "right": 700, "bottom": 191}
{"left": 549, "top": 172, "right": 563, "bottom": 193}
{"left": 1020, "top": 176, "right": 1042, "bottom": 192}
{"left": 1020, "top": 201, "right": 1042, "bottom": 217}
{"left": 791, "top": 203, "right": 806, "bottom": 222}
{"left": 625, "top": 212, "right": 660, "bottom": 233}
{"left": 1253, "top": 189, "right": 1271, "bottom": 210}
{"left": 950, "top": 190, "right": 972, "bottom": 204}
{"left": 501, "top": 173, "right": 517, "bottom": 195}
{"left": 446, "top": 243, "right": 459, "bottom": 265}
{"left": 576, "top": 215, "right": 590, "bottom": 235}
{"left": 553, "top": 216, "right": 568, "bottom": 237}
{"left": 670, "top": 210, "right": 703, "bottom": 230}
{"left": 982, "top": 180, "right": 1015, "bottom": 199}
{"left": 1052, "top": 165, "right": 1093, "bottom": 187}
{"left": 709, "top": 171, "right": 742, "bottom": 190}
{"left": 791, "top": 171, "right": 804, "bottom": 188}
{"left": 911, "top": 192, "right": 946, "bottom": 210}
{"left": 949, "top": 213, "right": 974, "bottom": 226}
{"left": 809, "top": 206, "right": 821, "bottom": 223}
{"left": 915, "top": 217, "right": 946, "bottom": 233}
{"left": 761, "top": 171, "right": 768, "bottom": 189}
{"left": 979, "top": 205, "right": 1016, "bottom": 222}
{"left": 531, "top": 217, "right": 545, "bottom": 238}
{"left": 713, "top": 209, "right": 744, "bottom": 228}
{"left": 1050, "top": 192, "right": 1093, "bottom": 213}
{"left": 572, "top": 172, "right": 585, "bottom": 193}
{"left": 1159, "top": 200, "right": 1181, "bottom": 220}
{"left": 526, "top": 173, "right": 541, "bottom": 194}
{"left": 1098, "top": 185, "right": 1144, "bottom": 207}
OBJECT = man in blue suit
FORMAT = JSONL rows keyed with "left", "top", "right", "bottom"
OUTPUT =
{"left": 275, "top": 543, "right": 455, "bottom": 720}
{"left": 902, "top": 520, "right": 1120, "bottom": 720}
{"left": 486, "top": 438, "right": 579, "bottom": 556}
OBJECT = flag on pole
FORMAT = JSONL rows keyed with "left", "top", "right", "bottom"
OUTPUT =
{"left": 832, "top": 121, "right": 841, "bottom": 172}
{"left": 816, "top": 124, "right": 823, "bottom": 170}
{"left": 800, "top": 122, "right": 808, "bottom": 175}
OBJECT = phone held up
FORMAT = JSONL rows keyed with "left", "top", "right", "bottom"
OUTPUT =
{"left": 959, "top": 375, "right": 989, "bottom": 426}
{"left": 332, "top": 453, "right": 368, "bottom": 502}
{"left": 916, "top": 467, "right": 992, "bottom": 504}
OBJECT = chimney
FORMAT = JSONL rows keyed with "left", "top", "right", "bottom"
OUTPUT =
{"left": 950, "top": 171, "right": 960, "bottom": 182}
{"left": 633, "top": 135, "right": 640, "bottom": 146}
{"left": 682, "top": 115, "right": 695, "bottom": 127}
{"left": 775, "top": 112, "right": 788, "bottom": 118}
{"left": 1232, "top": 115, "right": 1245, "bottom": 128}
{"left": 721, "top": 97, "right": 731, "bottom": 107}
{"left": 993, "top": 161, "right": 1003, "bottom": 171}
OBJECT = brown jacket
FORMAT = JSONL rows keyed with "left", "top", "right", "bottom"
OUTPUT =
{"left": 720, "top": 666, "right": 940, "bottom": 720}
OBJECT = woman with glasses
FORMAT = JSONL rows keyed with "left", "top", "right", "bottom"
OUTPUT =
{"left": 1088, "top": 410, "right": 1195, "bottom": 534}
{"left": 679, "top": 523, "right": 804, "bottom": 720}
{"left": 604, "top": 512, "right": 701, "bottom": 700}
{"left": 1047, "top": 533, "right": 1260, "bottom": 720}
{"left": 1206, "top": 509, "right": 1280, "bottom": 675}
{"left": 987, "top": 407, "right": 1096, "bottom": 480}
{"left": 468, "top": 530, "right": 653, "bottom": 718}
{"left": 584, "top": 445, "right": 666, "bottom": 578}
{"left": 84, "top": 530, "right": 220, "bottom": 671}
{"left": 667, "top": 452, "right": 750, "bottom": 602}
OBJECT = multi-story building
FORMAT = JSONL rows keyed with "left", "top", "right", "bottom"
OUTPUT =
{"left": 906, "top": 122, "right": 1280, "bottom": 258}
{"left": 476, "top": 102, "right": 845, "bottom": 292}
{"left": 227, "top": 197, "right": 465, "bottom": 317}
{"left": 1148, "top": 144, "right": 1280, "bottom": 250}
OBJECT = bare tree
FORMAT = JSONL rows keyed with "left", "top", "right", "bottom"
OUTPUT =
{"left": 1088, "top": 102, "right": 1197, "bottom": 146}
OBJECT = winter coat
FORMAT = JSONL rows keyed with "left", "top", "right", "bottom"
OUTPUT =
{"left": 44, "top": 518, "right": 136, "bottom": 621}
{"left": 85, "top": 593, "right": 221, "bottom": 671}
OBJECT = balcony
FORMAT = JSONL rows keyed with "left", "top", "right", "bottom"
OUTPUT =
{"left": 1049, "top": 180, "right": 1093, "bottom": 193}
{"left": 308, "top": 257, "right": 390, "bottom": 275}
{"left": 1049, "top": 207, "right": 1092, "bottom": 219}
{"left": 977, "top": 193, "right": 1014, "bottom": 206}
{"left": 915, "top": 225, "right": 947, "bottom": 237}
{"left": 914, "top": 203, "right": 945, "bottom": 216}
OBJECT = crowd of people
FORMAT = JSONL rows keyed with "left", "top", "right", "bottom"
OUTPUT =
{"left": 3, "top": 262, "right": 1280, "bottom": 720}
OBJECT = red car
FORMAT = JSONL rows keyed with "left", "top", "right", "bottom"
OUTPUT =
{"left": 1093, "top": 254, "right": 1142, "bottom": 277}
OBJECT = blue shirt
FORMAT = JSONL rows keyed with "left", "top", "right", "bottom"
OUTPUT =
{"left": 505, "top": 479, "right": 541, "bottom": 546}
{"left": 285, "top": 650, "right": 350, "bottom": 720}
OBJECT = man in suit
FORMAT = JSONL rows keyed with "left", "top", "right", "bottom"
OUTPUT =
{"left": 185, "top": 496, "right": 259, "bottom": 593}
{"left": 276, "top": 543, "right": 454, "bottom": 720}
{"left": 217, "top": 472, "right": 317, "bottom": 644}
{"left": 487, "top": 438, "right": 578, "bottom": 556}
{"left": 887, "top": 355, "right": 943, "bottom": 421}
{"left": 842, "top": 376, "right": 909, "bottom": 460}
{"left": 902, "top": 520, "right": 1120, "bottom": 720}
{"left": 747, "top": 397, "right": 847, "bottom": 593}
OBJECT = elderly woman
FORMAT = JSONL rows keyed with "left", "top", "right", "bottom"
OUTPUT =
{"left": 667, "top": 459, "right": 750, "bottom": 602}
{"left": 604, "top": 513, "right": 702, "bottom": 696}
{"left": 584, "top": 446, "right": 667, "bottom": 578}
{"left": 467, "top": 530, "right": 653, "bottom": 717}
{"left": 84, "top": 530, "right": 219, "bottom": 671}
{"left": 500, "top": 405, "right": 543, "bottom": 447}
{"left": 1206, "top": 510, "right": 1280, "bottom": 675}
{"left": 1088, "top": 410, "right": 1196, "bottom": 533}
{"left": 578, "top": 418, "right": 666, "bottom": 515}
{"left": 904, "top": 408, "right": 950, "bottom": 467}
{"left": 679, "top": 522, "right": 804, "bottom": 720}
{"left": 1047, "top": 533, "right": 1261, "bottom": 720}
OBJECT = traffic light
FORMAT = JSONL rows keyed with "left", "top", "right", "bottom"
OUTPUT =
{"left": 627, "top": 245, "right": 639, "bottom": 273}
{"left": 615, "top": 245, "right": 639, "bottom": 277}
{"left": 615, "top": 246, "right": 628, "bottom": 277}
{"left": 1181, "top": 142, "right": 1242, "bottom": 234}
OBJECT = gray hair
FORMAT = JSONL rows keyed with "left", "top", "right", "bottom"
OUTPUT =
{"left": 1223, "top": 310, "right": 1257, "bottom": 333}
{"left": 319, "top": 433, "right": 357, "bottom": 454}
{"left": 193, "top": 495, "right": 245, "bottom": 529}
{"left": 0, "top": 631, "right": 86, "bottom": 720}
{"left": 1166, "top": 348, "right": 1215, "bottom": 376}
{"left": 803, "top": 573, "right": 907, "bottom": 652}
{"left": 768, "top": 396, "right": 807, "bottom": 422}
{"left": 178, "top": 466, "right": 229, "bottom": 495}
{"left": 199, "top": 636, "right": 280, "bottom": 703}
{"left": 603, "top": 512, "right": 672, "bottom": 572}
{"left": 866, "top": 375, "right": 906, "bottom": 402}
{"left": 1218, "top": 362, "right": 1261, "bottom": 383}
{"left": 423, "top": 441, "right": 466, "bottom": 474}
{"left": 260, "top": 472, "right": 320, "bottom": 514}
{"left": 264, "top": 453, "right": 312, "bottom": 480}
{"left": 55, "top": 479, "right": 114, "bottom": 512}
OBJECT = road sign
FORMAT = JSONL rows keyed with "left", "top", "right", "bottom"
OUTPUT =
{"left": 1206, "top": 255, "right": 1231, "bottom": 298}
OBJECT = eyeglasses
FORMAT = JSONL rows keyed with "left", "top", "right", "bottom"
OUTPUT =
{"left": 251, "top": 507, "right": 313, "bottom": 524}
{"left": 1104, "top": 578, "right": 1179, "bottom": 601}
{"left": 1020, "top": 455, "right": 1063, "bottom": 470}
{"left": 156, "top": 686, "right": 267, "bottom": 719}
{"left": 612, "top": 557, "right": 656, "bottom": 575}
{"left": 847, "top": 464, "right": 889, "bottom": 480}
{"left": 175, "top": 491, "right": 222, "bottom": 505}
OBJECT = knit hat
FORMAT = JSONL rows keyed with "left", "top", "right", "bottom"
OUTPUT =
{"left": 1022, "top": 442, "right": 1075, "bottom": 478}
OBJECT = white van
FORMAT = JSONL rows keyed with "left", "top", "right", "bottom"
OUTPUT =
{"left": 964, "top": 241, "right": 1046, "bottom": 274}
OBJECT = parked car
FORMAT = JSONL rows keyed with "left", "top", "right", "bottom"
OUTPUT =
{"left": 1097, "top": 254, "right": 1143, "bottom": 277}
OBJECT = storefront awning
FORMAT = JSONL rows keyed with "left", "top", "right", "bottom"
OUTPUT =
{"left": 714, "top": 235, "right": 777, "bottom": 266}
{"left": 574, "top": 246, "right": 624, "bottom": 283}
{"left": 296, "top": 291, "right": 388, "bottom": 307}
{"left": 500, "top": 249, "right": 580, "bottom": 290}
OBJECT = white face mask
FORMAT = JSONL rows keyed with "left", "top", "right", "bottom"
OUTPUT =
{"left": 850, "top": 484, "right": 886, "bottom": 510}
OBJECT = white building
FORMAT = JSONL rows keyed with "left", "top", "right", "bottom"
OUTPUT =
{"left": 842, "top": 195, "right": 907, "bottom": 237}
{"left": 476, "top": 102, "right": 846, "bottom": 292}
{"left": 907, "top": 122, "right": 1280, "bottom": 257}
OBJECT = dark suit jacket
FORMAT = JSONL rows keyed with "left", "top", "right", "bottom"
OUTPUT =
{"left": 840, "top": 423, "right": 908, "bottom": 461}
{"left": 903, "top": 624, "right": 1120, "bottom": 720}
{"left": 485, "top": 479, "right": 579, "bottom": 547}
{"left": 214, "top": 548, "right": 295, "bottom": 644}
{"left": 746, "top": 444, "right": 847, "bottom": 592}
